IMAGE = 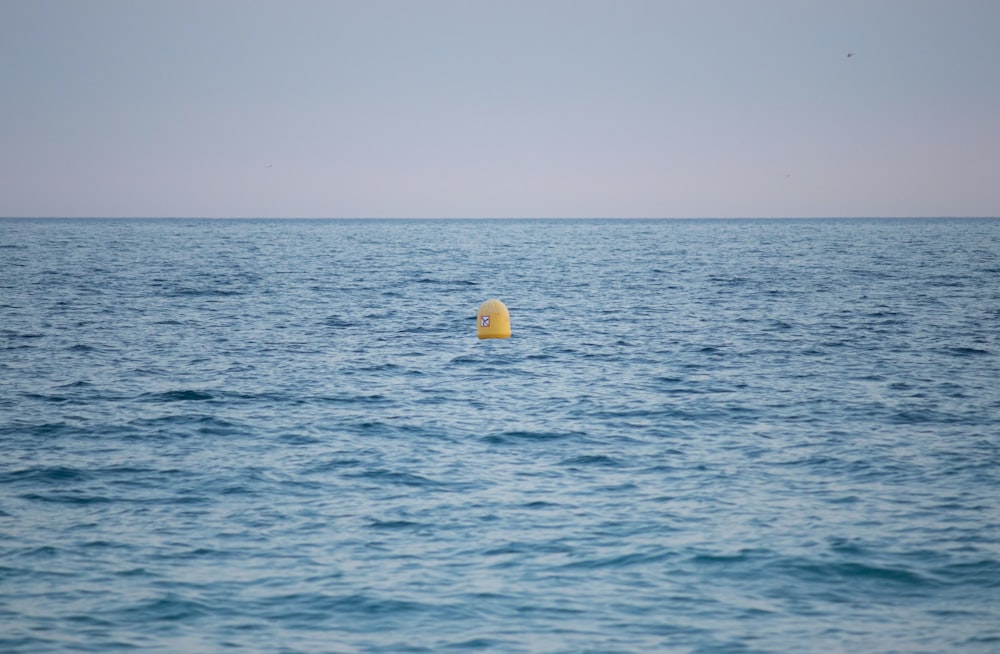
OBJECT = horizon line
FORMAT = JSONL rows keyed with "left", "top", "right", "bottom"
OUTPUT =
{"left": 2, "top": 215, "right": 998, "bottom": 221}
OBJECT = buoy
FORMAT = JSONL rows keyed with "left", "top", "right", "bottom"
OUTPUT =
{"left": 477, "top": 299, "right": 511, "bottom": 339}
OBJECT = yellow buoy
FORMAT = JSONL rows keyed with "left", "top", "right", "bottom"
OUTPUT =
{"left": 477, "top": 298, "right": 511, "bottom": 339}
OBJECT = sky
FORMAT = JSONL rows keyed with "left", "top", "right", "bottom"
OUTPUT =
{"left": 1, "top": 0, "right": 998, "bottom": 218}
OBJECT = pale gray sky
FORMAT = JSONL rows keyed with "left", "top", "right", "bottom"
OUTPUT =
{"left": 2, "top": 0, "right": 998, "bottom": 218}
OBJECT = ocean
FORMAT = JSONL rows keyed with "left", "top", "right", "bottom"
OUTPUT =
{"left": 1, "top": 217, "right": 998, "bottom": 653}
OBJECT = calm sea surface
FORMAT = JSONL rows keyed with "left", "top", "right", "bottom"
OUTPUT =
{"left": 1, "top": 218, "right": 998, "bottom": 653}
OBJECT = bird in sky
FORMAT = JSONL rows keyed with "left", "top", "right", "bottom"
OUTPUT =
{"left": 847, "top": 52, "right": 855, "bottom": 58}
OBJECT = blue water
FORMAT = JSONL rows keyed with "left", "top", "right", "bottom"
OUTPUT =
{"left": 2, "top": 218, "right": 999, "bottom": 653}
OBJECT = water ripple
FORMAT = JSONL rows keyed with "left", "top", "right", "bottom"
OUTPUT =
{"left": 1, "top": 218, "right": 998, "bottom": 653}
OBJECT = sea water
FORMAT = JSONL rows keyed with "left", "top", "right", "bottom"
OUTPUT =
{"left": 1, "top": 218, "right": 998, "bottom": 653}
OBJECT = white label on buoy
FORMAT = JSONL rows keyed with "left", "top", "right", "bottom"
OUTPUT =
{"left": 481, "top": 316, "right": 490, "bottom": 327}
